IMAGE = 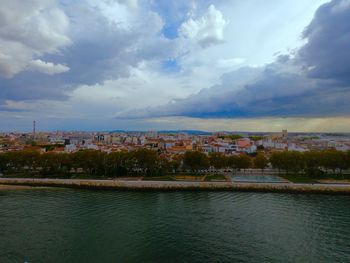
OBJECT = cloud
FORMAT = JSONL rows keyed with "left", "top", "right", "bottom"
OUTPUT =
{"left": 28, "top": 60, "right": 69, "bottom": 75}
{"left": 2, "top": 0, "right": 348, "bottom": 132}
{"left": 135, "top": 0, "right": 350, "bottom": 119}
{"left": 179, "top": 5, "right": 227, "bottom": 48}
{"left": 0, "top": 0, "right": 71, "bottom": 78}
{"left": 216, "top": 58, "right": 246, "bottom": 68}
{"left": 142, "top": 116, "right": 350, "bottom": 133}
{"left": 299, "top": 0, "right": 350, "bottom": 83}
{"left": 0, "top": 0, "right": 181, "bottom": 103}
{"left": 115, "top": 0, "right": 138, "bottom": 9}
{"left": 0, "top": 0, "right": 228, "bottom": 110}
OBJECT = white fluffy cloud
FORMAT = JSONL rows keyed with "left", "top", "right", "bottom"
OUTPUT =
{"left": 28, "top": 59, "right": 69, "bottom": 75}
{"left": 118, "top": 0, "right": 350, "bottom": 121}
{"left": 179, "top": 5, "right": 227, "bottom": 48}
{"left": 0, "top": 0, "right": 71, "bottom": 78}
{"left": 2, "top": 0, "right": 346, "bottom": 132}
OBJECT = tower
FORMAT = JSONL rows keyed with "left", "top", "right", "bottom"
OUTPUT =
{"left": 33, "top": 120, "right": 36, "bottom": 140}
{"left": 282, "top": 129, "right": 288, "bottom": 140}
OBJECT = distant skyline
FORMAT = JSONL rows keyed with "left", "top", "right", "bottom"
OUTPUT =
{"left": 1, "top": 0, "right": 350, "bottom": 132}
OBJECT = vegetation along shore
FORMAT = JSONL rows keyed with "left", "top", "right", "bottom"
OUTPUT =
{"left": 1, "top": 148, "right": 349, "bottom": 194}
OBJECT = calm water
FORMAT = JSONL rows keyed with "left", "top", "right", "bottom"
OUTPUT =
{"left": 232, "top": 175, "right": 287, "bottom": 183}
{"left": 1, "top": 189, "right": 350, "bottom": 263}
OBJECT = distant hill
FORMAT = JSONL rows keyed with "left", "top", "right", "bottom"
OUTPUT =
{"left": 109, "top": 129, "right": 213, "bottom": 135}
{"left": 158, "top": 130, "right": 213, "bottom": 135}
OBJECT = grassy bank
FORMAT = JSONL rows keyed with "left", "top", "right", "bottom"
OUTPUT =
{"left": 205, "top": 174, "right": 227, "bottom": 181}
{"left": 280, "top": 175, "right": 318, "bottom": 183}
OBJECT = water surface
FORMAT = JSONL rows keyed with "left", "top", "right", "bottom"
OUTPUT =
{"left": 1, "top": 189, "right": 349, "bottom": 262}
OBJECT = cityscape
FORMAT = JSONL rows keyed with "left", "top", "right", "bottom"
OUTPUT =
{"left": 1, "top": 121, "right": 349, "bottom": 181}
{"left": 1, "top": 0, "right": 350, "bottom": 262}
{"left": 1, "top": 122, "right": 350, "bottom": 158}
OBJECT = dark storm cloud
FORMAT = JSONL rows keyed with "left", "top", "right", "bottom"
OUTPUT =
{"left": 141, "top": 0, "right": 350, "bottom": 119}
{"left": 299, "top": 0, "right": 350, "bottom": 83}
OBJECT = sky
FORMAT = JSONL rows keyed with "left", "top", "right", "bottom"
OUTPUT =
{"left": 1, "top": 0, "right": 350, "bottom": 132}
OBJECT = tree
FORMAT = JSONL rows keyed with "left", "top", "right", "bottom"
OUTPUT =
{"left": 219, "top": 134, "right": 242, "bottom": 140}
{"left": 269, "top": 151, "right": 304, "bottom": 174}
{"left": 286, "top": 151, "right": 304, "bottom": 174}
{"left": 209, "top": 153, "right": 227, "bottom": 169}
{"left": 38, "top": 153, "right": 58, "bottom": 175}
{"left": 249, "top": 136, "right": 264, "bottom": 141}
{"left": 0, "top": 153, "right": 9, "bottom": 172}
{"left": 71, "top": 150, "right": 104, "bottom": 175}
{"left": 183, "top": 151, "right": 209, "bottom": 172}
{"left": 236, "top": 154, "right": 252, "bottom": 170}
{"left": 303, "top": 151, "right": 323, "bottom": 177}
{"left": 346, "top": 151, "right": 350, "bottom": 171}
{"left": 168, "top": 155, "right": 182, "bottom": 174}
{"left": 270, "top": 152, "right": 283, "bottom": 172}
{"left": 158, "top": 156, "right": 171, "bottom": 176}
{"left": 226, "top": 155, "right": 238, "bottom": 169}
{"left": 321, "top": 150, "right": 347, "bottom": 175}
{"left": 131, "top": 148, "right": 159, "bottom": 176}
{"left": 254, "top": 154, "right": 268, "bottom": 173}
{"left": 105, "top": 152, "right": 129, "bottom": 177}
{"left": 0, "top": 151, "right": 40, "bottom": 174}
{"left": 257, "top": 145, "right": 265, "bottom": 151}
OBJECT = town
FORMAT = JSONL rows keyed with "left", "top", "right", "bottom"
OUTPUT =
{"left": 1, "top": 123, "right": 350, "bottom": 182}
{"left": 1, "top": 124, "right": 349, "bottom": 155}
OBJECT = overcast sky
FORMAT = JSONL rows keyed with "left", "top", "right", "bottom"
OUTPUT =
{"left": 1, "top": 0, "right": 349, "bottom": 132}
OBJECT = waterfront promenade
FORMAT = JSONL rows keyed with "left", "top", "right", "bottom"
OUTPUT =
{"left": 1, "top": 178, "right": 350, "bottom": 194}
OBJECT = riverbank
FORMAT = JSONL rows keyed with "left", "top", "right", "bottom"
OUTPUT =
{"left": 1, "top": 178, "right": 350, "bottom": 194}
{"left": 0, "top": 184, "right": 34, "bottom": 190}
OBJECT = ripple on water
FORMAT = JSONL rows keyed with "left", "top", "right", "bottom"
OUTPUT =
{"left": 0, "top": 190, "right": 350, "bottom": 263}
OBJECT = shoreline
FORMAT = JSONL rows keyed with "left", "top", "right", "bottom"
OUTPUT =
{"left": 1, "top": 178, "right": 350, "bottom": 194}
{"left": 0, "top": 184, "right": 34, "bottom": 190}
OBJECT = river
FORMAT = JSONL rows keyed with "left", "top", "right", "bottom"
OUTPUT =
{"left": 1, "top": 189, "right": 350, "bottom": 262}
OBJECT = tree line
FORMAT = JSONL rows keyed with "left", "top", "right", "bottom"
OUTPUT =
{"left": 0, "top": 149, "right": 254, "bottom": 177}
{"left": 270, "top": 150, "right": 350, "bottom": 176}
{"left": 0, "top": 149, "right": 168, "bottom": 177}
{"left": 0, "top": 149, "right": 349, "bottom": 178}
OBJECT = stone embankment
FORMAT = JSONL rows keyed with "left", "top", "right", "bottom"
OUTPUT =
{"left": 1, "top": 178, "right": 350, "bottom": 194}
{"left": 0, "top": 184, "right": 34, "bottom": 190}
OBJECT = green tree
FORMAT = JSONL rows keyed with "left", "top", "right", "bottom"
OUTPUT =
{"left": 235, "top": 154, "right": 252, "bottom": 170}
{"left": 269, "top": 152, "right": 282, "bottom": 172}
{"left": 0, "top": 153, "right": 9, "bottom": 172}
{"left": 38, "top": 152, "right": 68, "bottom": 175}
{"left": 105, "top": 151, "right": 129, "bottom": 177}
{"left": 249, "top": 136, "right": 264, "bottom": 141}
{"left": 321, "top": 150, "right": 347, "bottom": 175}
{"left": 270, "top": 151, "right": 304, "bottom": 174}
{"left": 3, "top": 151, "right": 40, "bottom": 174}
{"left": 226, "top": 155, "right": 238, "bottom": 169}
{"left": 346, "top": 151, "right": 350, "bottom": 170}
{"left": 209, "top": 153, "right": 227, "bottom": 169}
{"left": 254, "top": 154, "right": 268, "bottom": 172}
{"left": 168, "top": 155, "right": 182, "bottom": 174}
{"left": 183, "top": 151, "right": 209, "bottom": 172}
{"left": 303, "top": 151, "right": 323, "bottom": 177}
{"left": 157, "top": 156, "right": 171, "bottom": 176}
{"left": 131, "top": 148, "right": 159, "bottom": 176}
{"left": 286, "top": 151, "right": 304, "bottom": 174}
{"left": 71, "top": 150, "right": 104, "bottom": 175}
